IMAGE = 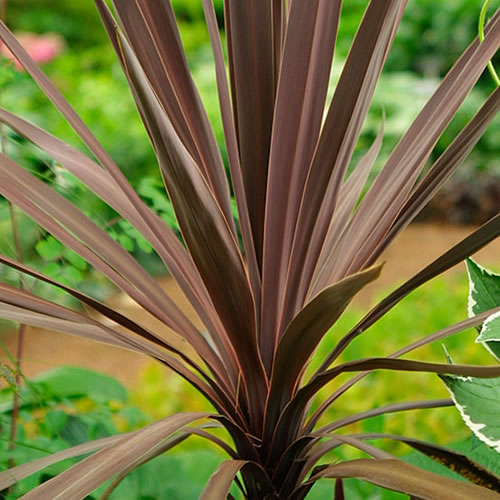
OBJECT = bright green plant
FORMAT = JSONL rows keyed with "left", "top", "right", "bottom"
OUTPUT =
{"left": 0, "top": 1, "right": 499, "bottom": 498}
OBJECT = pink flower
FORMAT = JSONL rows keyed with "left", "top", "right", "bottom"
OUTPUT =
{"left": 1, "top": 32, "right": 65, "bottom": 70}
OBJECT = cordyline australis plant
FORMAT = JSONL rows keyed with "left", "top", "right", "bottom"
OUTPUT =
{"left": 0, "top": 0, "right": 499, "bottom": 498}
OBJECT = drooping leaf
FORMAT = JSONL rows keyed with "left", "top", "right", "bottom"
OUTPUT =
{"left": 198, "top": 460, "right": 246, "bottom": 500}
{"left": 21, "top": 413, "right": 209, "bottom": 500}
{"left": 441, "top": 374, "right": 500, "bottom": 454}
{"left": 303, "top": 458, "right": 499, "bottom": 499}
{"left": 0, "top": 433, "right": 130, "bottom": 490}
{"left": 317, "top": 214, "right": 500, "bottom": 372}
{"left": 350, "top": 433, "right": 500, "bottom": 491}
{"left": 308, "top": 307, "right": 500, "bottom": 430}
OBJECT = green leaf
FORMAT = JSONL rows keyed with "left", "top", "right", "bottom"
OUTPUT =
{"left": 466, "top": 258, "right": 500, "bottom": 359}
{"left": 361, "top": 414, "right": 385, "bottom": 435}
{"left": 35, "top": 236, "right": 63, "bottom": 261}
{"left": 0, "top": 366, "right": 127, "bottom": 412}
{"left": 477, "top": 313, "right": 500, "bottom": 361}
{"left": 62, "top": 248, "right": 88, "bottom": 271}
{"left": 135, "top": 233, "right": 153, "bottom": 254}
{"left": 441, "top": 374, "right": 500, "bottom": 454}
{"left": 118, "top": 234, "right": 135, "bottom": 252}
{"left": 466, "top": 258, "right": 500, "bottom": 317}
{"left": 63, "top": 265, "right": 83, "bottom": 284}
{"left": 45, "top": 410, "right": 70, "bottom": 435}
{"left": 42, "top": 262, "right": 62, "bottom": 278}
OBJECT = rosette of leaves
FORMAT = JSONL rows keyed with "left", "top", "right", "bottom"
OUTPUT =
{"left": 0, "top": 1, "right": 499, "bottom": 498}
{"left": 440, "top": 259, "right": 500, "bottom": 454}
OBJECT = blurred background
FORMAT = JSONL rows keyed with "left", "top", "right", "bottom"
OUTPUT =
{"left": 0, "top": 2, "right": 499, "bottom": 498}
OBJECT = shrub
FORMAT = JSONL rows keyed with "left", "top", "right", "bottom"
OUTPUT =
{"left": 0, "top": 1, "right": 499, "bottom": 498}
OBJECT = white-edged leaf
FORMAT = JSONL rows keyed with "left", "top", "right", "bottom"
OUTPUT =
{"left": 466, "top": 258, "right": 500, "bottom": 317}
{"left": 466, "top": 258, "right": 500, "bottom": 359}
{"left": 476, "top": 312, "right": 500, "bottom": 361}
{"left": 441, "top": 374, "right": 500, "bottom": 454}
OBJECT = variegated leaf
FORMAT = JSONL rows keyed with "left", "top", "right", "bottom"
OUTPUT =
{"left": 466, "top": 258, "right": 500, "bottom": 359}
{"left": 441, "top": 374, "right": 500, "bottom": 454}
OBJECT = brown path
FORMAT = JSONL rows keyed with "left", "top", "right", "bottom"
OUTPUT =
{"left": 1, "top": 223, "right": 499, "bottom": 386}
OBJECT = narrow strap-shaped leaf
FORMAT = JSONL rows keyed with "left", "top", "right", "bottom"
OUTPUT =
{"left": 201, "top": 0, "right": 261, "bottom": 309}
{"left": 263, "top": 265, "right": 382, "bottom": 446}
{"left": 261, "top": 0, "right": 342, "bottom": 368}
{"left": 335, "top": 9, "right": 500, "bottom": 278}
{"left": 0, "top": 107, "right": 230, "bottom": 361}
{"left": 0, "top": 16, "right": 238, "bottom": 382}
{"left": 21, "top": 413, "right": 209, "bottom": 499}
{"left": 0, "top": 157, "right": 240, "bottom": 399}
{"left": 224, "top": 0, "right": 277, "bottom": 267}
{"left": 0, "top": 14, "right": 244, "bottom": 386}
{"left": 116, "top": 32, "right": 269, "bottom": 426}
{"left": 200, "top": 460, "right": 276, "bottom": 500}
{"left": 376, "top": 86, "right": 500, "bottom": 261}
{"left": 317, "top": 399, "right": 452, "bottom": 435}
{"left": 318, "top": 214, "right": 500, "bottom": 372}
{"left": 282, "top": 0, "right": 404, "bottom": 335}
{"left": 199, "top": 460, "right": 246, "bottom": 500}
{"left": 111, "top": 0, "right": 234, "bottom": 232}
{"left": 272, "top": 436, "right": 314, "bottom": 495}
{"left": 0, "top": 301, "right": 130, "bottom": 350}
{"left": 369, "top": 433, "right": 500, "bottom": 491}
{"left": 0, "top": 433, "right": 129, "bottom": 490}
{"left": 0, "top": 254, "right": 225, "bottom": 392}
{"left": 98, "top": 432, "right": 190, "bottom": 499}
{"left": 93, "top": 3, "right": 240, "bottom": 384}
{"left": 303, "top": 459, "right": 499, "bottom": 499}
{"left": 308, "top": 307, "right": 500, "bottom": 432}
{"left": 309, "top": 119, "right": 385, "bottom": 298}
{"left": 0, "top": 155, "right": 211, "bottom": 350}
{"left": 0, "top": 19, "right": 185, "bottom": 275}
{"left": 0, "top": 284, "right": 229, "bottom": 413}
{"left": 332, "top": 435, "right": 394, "bottom": 459}
{"left": 269, "top": 356, "right": 500, "bottom": 466}
{"left": 0, "top": 253, "right": 181, "bottom": 355}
